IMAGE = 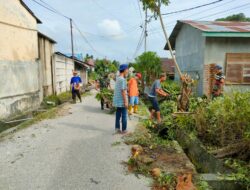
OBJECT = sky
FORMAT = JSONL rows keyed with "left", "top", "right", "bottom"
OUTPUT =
{"left": 23, "top": 0, "right": 250, "bottom": 63}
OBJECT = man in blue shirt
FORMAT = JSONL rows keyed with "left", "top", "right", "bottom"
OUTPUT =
{"left": 148, "top": 73, "right": 168, "bottom": 123}
{"left": 70, "top": 71, "right": 82, "bottom": 103}
{"left": 113, "top": 64, "right": 129, "bottom": 134}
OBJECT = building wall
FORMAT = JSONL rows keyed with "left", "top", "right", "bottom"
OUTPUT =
{"left": 0, "top": 0, "right": 40, "bottom": 119}
{"left": 175, "top": 24, "right": 206, "bottom": 95}
{"left": 38, "top": 37, "right": 55, "bottom": 97}
{"left": 54, "top": 54, "right": 74, "bottom": 94}
{"left": 204, "top": 37, "right": 250, "bottom": 93}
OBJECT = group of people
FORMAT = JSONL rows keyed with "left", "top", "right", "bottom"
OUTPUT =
{"left": 112, "top": 63, "right": 225, "bottom": 134}
{"left": 69, "top": 63, "right": 225, "bottom": 134}
{"left": 112, "top": 64, "right": 170, "bottom": 134}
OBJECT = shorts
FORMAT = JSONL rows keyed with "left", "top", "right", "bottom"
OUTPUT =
{"left": 149, "top": 96, "right": 160, "bottom": 112}
{"left": 129, "top": 96, "right": 139, "bottom": 106}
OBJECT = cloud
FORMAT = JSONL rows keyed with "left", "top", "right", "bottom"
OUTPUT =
{"left": 98, "top": 19, "right": 125, "bottom": 40}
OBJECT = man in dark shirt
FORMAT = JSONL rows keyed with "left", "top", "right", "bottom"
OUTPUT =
{"left": 70, "top": 71, "right": 82, "bottom": 103}
{"left": 148, "top": 73, "right": 169, "bottom": 123}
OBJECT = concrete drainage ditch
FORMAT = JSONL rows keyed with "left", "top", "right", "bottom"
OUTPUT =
{"left": 176, "top": 128, "right": 247, "bottom": 190}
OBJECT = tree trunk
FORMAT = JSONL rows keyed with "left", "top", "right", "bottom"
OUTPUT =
{"left": 157, "top": 0, "right": 182, "bottom": 78}
{"left": 210, "top": 140, "right": 250, "bottom": 161}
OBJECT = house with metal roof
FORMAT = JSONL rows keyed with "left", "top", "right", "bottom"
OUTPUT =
{"left": 165, "top": 20, "right": 250, "bottom": 97}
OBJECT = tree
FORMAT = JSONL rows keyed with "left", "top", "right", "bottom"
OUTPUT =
{"left": 216, "top": 13, "right": 250, "bottom": 22}
{"left": 139, "top": 0, "right": 182, "bottom": 77}
{"left": 134, "top": 51, "right": 162, "bottom": 85}
{"left": 84, "top": 53, "right": 94, "bottom": 62}
{"left": 94, "top": 59, "right": 119, "bottom": 78}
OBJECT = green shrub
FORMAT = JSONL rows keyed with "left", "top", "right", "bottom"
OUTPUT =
{"left": 195, "top": 92, "right": 250, "bottom": 146}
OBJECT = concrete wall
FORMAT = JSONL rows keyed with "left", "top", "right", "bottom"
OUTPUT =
{"left": 38, "top": 37, "right": 55, "bottom": 97}
{"left": 204, "top": 37, "right": 250, "bottom": 93}
{"left": 175, "top": 24, "right": 206, "bottom": 95}
{"left": 54, "top": 54, "right": 74, "bottom": 94}
{"left": 0, "top": 0, "right": 40, "bottom": 119}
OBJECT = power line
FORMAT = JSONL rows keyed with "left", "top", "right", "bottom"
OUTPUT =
{"left": 133, "top": 27, "right": 145, "bottom": 59}
{"left": 196, "top": 2, "right": 250, "bottom": 20}
{"left": 137, "top": 0, "right": 143, "bottom": 21}
{"left": 147, "top": 0, "right": 244, "bottom": 34}
{"left": 31, "top": 0, "right": 70, "bottom": 19}
{"left": 161, "top": 0, "right": 224, "bottom": 16}
{"left": 73, "top": 21, "right": 104, "bottom": 57}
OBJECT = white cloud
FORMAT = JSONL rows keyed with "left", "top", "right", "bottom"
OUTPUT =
{"left": 98, "top": 19, "right": 125, "bottom": 40}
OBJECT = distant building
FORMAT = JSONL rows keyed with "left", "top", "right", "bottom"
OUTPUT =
{"left": 165, "top": 20, "right": 250, "bottom": 96}
{"left": 161, "top": 58, "right": 175, "bottom": 80}
{"left": 54, "top": 52, "right": 89, "bottom": 94}
{"left": 0, "top": 0, "right": 42, "bottom": 119}
{"left": 38, "top": 32, "right": 56, "bottom": 98}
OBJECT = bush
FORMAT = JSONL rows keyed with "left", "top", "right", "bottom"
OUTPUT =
{"left": 195, "top": 92, "right": 250, "bottom": 146}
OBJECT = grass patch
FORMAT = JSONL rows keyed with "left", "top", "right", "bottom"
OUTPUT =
{"left": 138, "top": 101, "right": 150, "bottom": 117}
{"left": 0, "top": 107, "right": 58, "bottom": 139}
{"left": 111, "top": 141, "right": 121, "bottom": 147}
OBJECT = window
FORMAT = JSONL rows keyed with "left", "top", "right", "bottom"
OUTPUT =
{"left": 226, "top": 53, "right": 250, "bottom": 84}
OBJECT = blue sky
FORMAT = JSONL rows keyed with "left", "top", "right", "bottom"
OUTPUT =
{"left": 24, "top": 0, "right": 250, "bottom": 63}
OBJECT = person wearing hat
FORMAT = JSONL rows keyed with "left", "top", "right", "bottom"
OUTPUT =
{"left": 212, "top": 65, "right": 225, "bottom": 98}
{"left": 70, "top": 71, "right": 82, "bottom": 103}
{"left": 128, "top": 73, "right": 142, "bottom": 115}
{"left": 113, "top": 64, "right": 129, "bottom": 134}
{"left": 148, "top": 73, "right": 169, "bottom": 124}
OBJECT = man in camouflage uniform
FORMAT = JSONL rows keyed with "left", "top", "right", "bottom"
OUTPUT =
{"left": 99, "top": 75, "right": 110, "bottom": 110}
{"left": 212, "top": 65, "right": 225, "bottom": 98}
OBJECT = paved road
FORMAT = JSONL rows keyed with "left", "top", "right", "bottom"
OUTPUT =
{"left": 0, "top": 93, "right": 149, "bottom": 190}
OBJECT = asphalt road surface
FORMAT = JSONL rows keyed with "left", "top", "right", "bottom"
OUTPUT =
{"left": 0, "top": 93, "right": 149, "bottom": 190}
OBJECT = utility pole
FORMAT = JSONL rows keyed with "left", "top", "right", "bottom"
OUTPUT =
{"left": 144, "top": 8, "right": 148, "bottom": 52}
{"left": 70, "top": 18, "right": 74, "bottom": 60}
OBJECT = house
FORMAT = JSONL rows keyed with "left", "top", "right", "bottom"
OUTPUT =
{"left": 86, "top": 59, "right": 95, "bottom": 72}
{"left": 74, "top": 57, "right": 89, "bottom": 87}
{"left": 38, "top": 32, "right": 56, "bottom": 98}
{"left": 161, "top": 58, "right": 175, "bottom": 80}
{"left": 53, "top": 52, "right": 75, "bottom": 94}
{"left": 165, "top": 20, "right": 250, "bottom": 97}
{"left": 53, "top": 52, "right": 89, "bottom": 94}
{"left": 0, "top": 0, "right": 42, "bottom": 119}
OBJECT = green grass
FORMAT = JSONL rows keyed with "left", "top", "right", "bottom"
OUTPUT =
{"left": 0, "top": 107, "right": 58, "bottom": 140}
{"left": 111, "top": 141, "right": 121, "bottom": 146}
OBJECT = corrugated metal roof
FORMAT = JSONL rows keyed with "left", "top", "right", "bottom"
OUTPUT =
{"left": 182, "top": 20, "right": 250, "bottom": 32}
{"left": 165, "top": 20, "right": 250, "bottom": 50}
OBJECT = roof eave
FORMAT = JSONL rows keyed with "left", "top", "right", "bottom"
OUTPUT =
{"left": 38, "top": 32, "right": 57, "bottom": 43}
{"left": 164, "top": 21, "right": 184, "bottom": 50}
{"left": 20, "top": 0, "right": 42, "bottom": 24}
{"left": 202, "top": 32, "right": 250, "bottom": 38}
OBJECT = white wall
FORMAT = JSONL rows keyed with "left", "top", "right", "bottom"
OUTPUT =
{"left": 54, "top": 54, "right": 74, "bottom": 94}
{"left": 0, "top": 0, "right": 40, "bottom": 119}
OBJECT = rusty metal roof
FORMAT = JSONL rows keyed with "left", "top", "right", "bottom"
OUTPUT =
{"left": 181, "top": 20, "right": 250, "bottom": 32}
{"left": 161, "top": 58, "right": 175, "bottom": 74}
{"left": 165, "top": 20, "right": 250, "bottom": 50}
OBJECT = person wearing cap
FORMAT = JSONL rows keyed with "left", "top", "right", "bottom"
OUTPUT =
{"left": 128, "top": 73, "right": 142, "bottom": 115}
{"left": 70, "top": 71, "right": 82, "bottom": 103}
{"left": 212, "top": 65, "right": 225, "bottom": 98}
{"left": 113, "top": 64, "right": 129, "bottom": 134}
{"left": 148, "top": 73, "right": 169, "bottom": 124}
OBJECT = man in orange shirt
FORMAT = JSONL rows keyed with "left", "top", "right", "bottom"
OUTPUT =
{"left": 128, "top": 73, "right": 142, "bottom": 115}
